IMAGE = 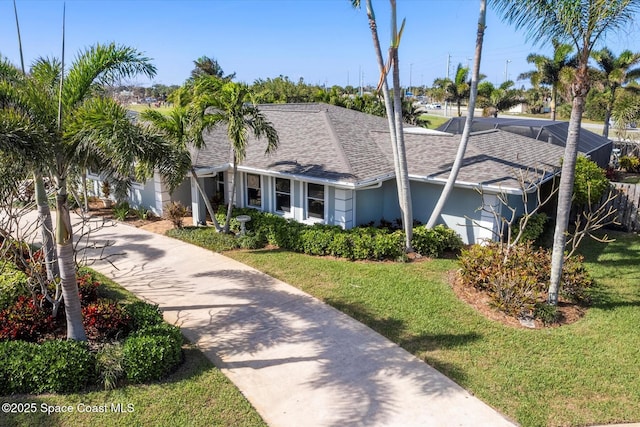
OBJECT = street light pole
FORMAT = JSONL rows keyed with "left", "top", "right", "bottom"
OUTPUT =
{"left": 504, "top": 59, "right": 511, "bottom": 83}
{"left": 409, "top": 63, "right": 413, "bottom": 94}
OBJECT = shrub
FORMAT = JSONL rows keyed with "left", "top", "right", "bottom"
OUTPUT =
{"left": 113, "top": 201, "right": 130, "bottom": 221}
{"left": 82, "top": 299, "right": 131, "bottom": 340}
{"left": 167, "top": 227, "right": 239, "bottom": 252}
{"left": 412, "top": 225, "right": 463, "bottom": 257}
{"left": 164, "top": 201, "right": 188, "bottom": 228}
{"left": 328, "top": 233, "right": 354, "bottom": 259}
{"left": 37, "top": 340, "right": 95, "bottom": 393}
{"left": 95, "top": 342, "right": 124, "bottom": 390}
{"left": 512, "top": 213, "right": 548, "bottom": 244}
{"left": 561, "top": 255, "right": 593, "bottom": 304}
{"left": 237, "top": 231, "right": 267, "bottom": 249}
{"left": 133, "top": 206, "right": 152, "bottom": 220}
{"left": 300, "top": 225, "right": 341, "bottom": 256}
{"left": 372, "top": 230, "right": 405, "bottom": 260}
{"left": 0, "top": 296, "right": 55, "bottom": 342}
{"left": 620, "top": 155, "right": 640, "bottom": 173}
{"left": 0, "top": 340, "right": 94, "bottom": 394}
{"left": 0, "top": 340, "right": 39, "bottom": 394}
{"left": 534, "top": 302, "right": 559, "bottom": 326}
{"left": 573, "top": 156, "right": 610, "bottom": 205}
{"left": 123, "top": 324, "right": 183, "bottom": 383}
{"left": 458, "top": 242, "right": 593, "bottom": 320}
{"left": 124, "top": 301, "right": 164, "bottom": 330}
{"left": 76, "top": 272, "right": 100, "bottom": 305}
{"left": 0, "top": 261, "right": 30, "bottom": 310}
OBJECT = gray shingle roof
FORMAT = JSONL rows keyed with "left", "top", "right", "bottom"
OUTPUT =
{"left": 193, "top": 103, "right": 565, "bottom": 192}
{"left": 437, "top": 116, "right": 612, "bottom": 168}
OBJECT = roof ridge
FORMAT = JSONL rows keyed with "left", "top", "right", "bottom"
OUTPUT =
{"left": 320, "top": 108, "right": 356, "bottom": 178}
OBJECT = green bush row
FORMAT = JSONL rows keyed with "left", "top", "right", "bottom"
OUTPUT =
{"left": 0, "top": 301, "right": 182, "bottom": 394}
{"left": 211, "top": 208, "right": 463, "bottom": 260}
{"left": 0, "top": 340, "right": 95, "bottom": 394}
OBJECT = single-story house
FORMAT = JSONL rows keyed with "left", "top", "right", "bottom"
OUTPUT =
{"left": 95, "top": 103, "right": 611, "bottom": 244}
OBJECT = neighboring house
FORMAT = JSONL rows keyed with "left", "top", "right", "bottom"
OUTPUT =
{"left": 105, "top": 103, "right": 610, "bottom": 244}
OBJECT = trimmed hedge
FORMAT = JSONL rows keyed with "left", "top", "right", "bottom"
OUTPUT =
{"left": 123, "top": 324, "right": 183, "bottom": 383}
{"left": 201, "top": 208, "right": 463, "bottom": 260}
{"left": 124, "top": 301, "right": 164, "bottom": 330}
{"left": 0, "top": 340, "right": 94, "bottom": 394}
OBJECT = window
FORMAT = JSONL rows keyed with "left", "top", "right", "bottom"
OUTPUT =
{"left": 275, "top": 178, "right": 291, "bottom": 213}
{"left": 307, "top": 183, "right": 324, "bottom": 219}
{"left": 215, "top": 171, "right": 225, "bottom": 204}
{"left": 246, "top": 173, "right": 261, "bottom": 207}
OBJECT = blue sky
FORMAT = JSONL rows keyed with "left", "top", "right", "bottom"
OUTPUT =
{"left": 1, "top": 0, "right": 639, "bottom": 89}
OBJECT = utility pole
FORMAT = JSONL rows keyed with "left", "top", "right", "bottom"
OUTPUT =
{"left": 504, "top": 59, "right": 511, "bottom": 83}
{"left": 444, "top": 53, "right": 451, "bottom": 116}
{"left": 409, "top": 63, "right": 413, "bottom": 95}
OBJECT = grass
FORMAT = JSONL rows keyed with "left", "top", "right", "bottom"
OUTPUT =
{"left": 420, "top": 114, "right": 449, "bottom": 129}
{"left": 169, "top": 226, "right": 640, "bottom": 427}
{"left": 0, "top": 270, "right": 266, "bottom": 427}
{"left": 126, "top": 104, "right": 173, "bottom": 115}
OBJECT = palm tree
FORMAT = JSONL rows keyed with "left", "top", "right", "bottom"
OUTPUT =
{"left": 10, "top": 44, "right": 161, "bottom": 340}
{"left": 518, "top": 39, "right": 576, "bottom": 120}
{"left": 426, "top": 0, "right": 487, "bottom": 229}
{"left": 591, "top": 47, "right": 640, "bottom": 138}
{"left": 447, "top": 64, "right": 471, "bottom": 117}
{"left": 141, "top": 106, "right": 224, "bottom": 231}
{"left": 190, "top": 55, "right": 235, "bottom": 81}
{"left": 350, "top": 0, "right": 414, "bottom": 252}
{"left": 193, "top": 79, "right": 278, "bottom": 233}
{"left": 490, "top": 0, "right": 640, "bottom": 306}
{"left": 487, "top": 80, "right": 524, "bottom": 116}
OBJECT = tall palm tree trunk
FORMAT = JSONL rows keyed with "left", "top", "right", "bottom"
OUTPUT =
{"left": 427, "top": 0, "right": 486, "bottom": 229}
{"left": 190, "top": 166, "right": 222, "bottom": 231}
{"left": 602, "top": 89, "right": 616, "bottom": 139}
{"left": 81, "top": 172, "right": 89, "bottom": 212}
{"left": 34, "top": 172, "right": 59, "bottom": 280}
{"left": 548, "top": 64, "right": 589, "bottom": 305}
{"left": 361, "top": 0, "right": 412, "bottom": 251}
{"left": 54, "top": 174, "right": 87, "bottom": 341}
{"left": 550, "top": 85, "right": 558, "bottom": 121}
{"left": 391, "top": 46, "right": 413, "bottom": 249}
{"left": 223, "top": 158, "right": 238, "bottom": 233}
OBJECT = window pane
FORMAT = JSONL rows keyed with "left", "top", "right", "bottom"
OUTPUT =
{"left": 275, "top": 178, "right": 290, "bottom": 192}
{"left": 307, "top": 183, "right": 324, "bottom": 219}
{"left": 308, "top": 183, "right": 324, "bottom": 200}
{"left": 247, "top": 174, "right": 261, "bottom": 207}
{"left": 248, "top": 188, "right": 261, "bottom": 207}
{"left": 308, "top": 199, "right": 324, "bottom": 219}
{"left": 276, "top": 193, "right": 290, "bottom": 212}
{"left": 247, "top": 174, "right": 260, "bottom": 189}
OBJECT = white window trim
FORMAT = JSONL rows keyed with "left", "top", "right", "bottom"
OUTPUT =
{"left": 274, "top": 177, "right": 293, "bottom": 218}
{"left": 304, "top": 182, "right": 327, "bottom": 224}
{"left": 246, "top": 173, "right": 263, "bottom": 210}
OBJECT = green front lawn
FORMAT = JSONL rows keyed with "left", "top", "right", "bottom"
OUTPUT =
{"left": 219, "top": 232, "right": 640, "bottom": 427}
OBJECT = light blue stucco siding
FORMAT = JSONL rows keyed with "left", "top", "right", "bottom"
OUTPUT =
{"left": 354, "top": 180, "right": 400, "bottom": 226}
{"left": 355, "top": 179, "right": 502, "bottom": 244}
{"left": 128, "top": 182, "right": 156, "bottom": 211}
{"left": 410, "top": 181, "right": 488, "bottom": 244}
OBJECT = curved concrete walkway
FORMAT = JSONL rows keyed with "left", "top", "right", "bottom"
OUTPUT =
{"left": 79, "top": 218, "right": 516, "bottom": 427}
